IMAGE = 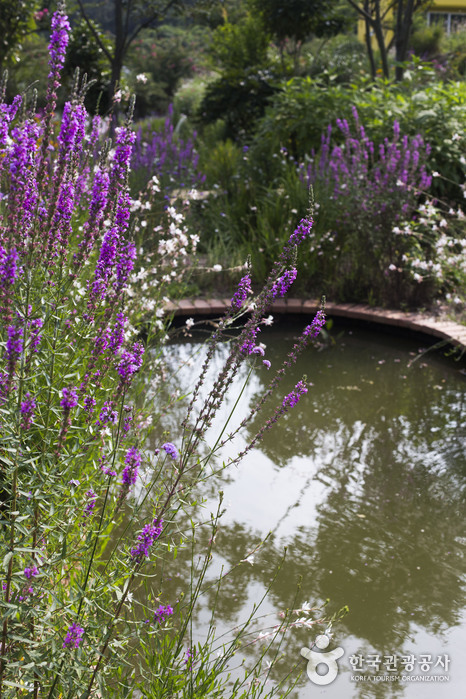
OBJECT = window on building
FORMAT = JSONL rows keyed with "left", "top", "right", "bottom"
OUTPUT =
{"left": 428, "top": 11, "right": 466, "bottom": 34}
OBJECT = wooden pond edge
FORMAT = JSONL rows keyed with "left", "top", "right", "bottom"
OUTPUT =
{"left": 163, "top": 298, "right": 466, "bottom": 353}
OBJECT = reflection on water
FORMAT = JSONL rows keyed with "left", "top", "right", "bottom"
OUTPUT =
{"left": 149, "top": 321, "right": 466, "bottom": 698}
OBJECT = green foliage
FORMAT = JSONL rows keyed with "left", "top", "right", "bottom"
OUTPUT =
{"left": 253, "top": 69, "right": 466, "bottom": 204}
{"left": 0, "top": 0, "right": 40, "bottom": 67}
{"left": 127, "top": 26, "right": 204, "bottom": 118}
{"left": 209, "top": 11, "right": 271, "bottom": 71}
{"left": 198, "top": 67, "right": 278, "bottom": 140}
{"left": 250, "top": 0, "right": 350, "bottom": 44}
{"left": 302, "top": 34, "right": 369, "bottom": 82}
{"left": 409, "top": 20, "right": 444, "bottom": 59}
{"left": 3, "top": 32, "right": 49, "bottom": 106}
{"left": 439, "top": 28, "right": 466, "bottom": 81}
{"left": 174, "top": 75, "right": 210, "bottom": 118}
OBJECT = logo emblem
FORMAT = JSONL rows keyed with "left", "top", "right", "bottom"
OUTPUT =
{"left": 301, "top": 633, "right": 344, "bottom": 685}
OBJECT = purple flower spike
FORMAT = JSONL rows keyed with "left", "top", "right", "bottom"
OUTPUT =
{"left": 282, "top": 380, "right": 308, "bottom": 410}
{"left": 230, "top": 273, "right": 252, "bottom": 311}
{"left": 122, "top": 447, "right": 141, "bottom": 486}
{"left": 303, "top": 309, "right": 326, "bottom": 338}
{"left": 152, "top": 604, "right": 174, "bottom": 624}
{"left": 161, "top": 442, "right": 179, "bottom": 460}
{"left": 287, "top": 218, "right": 313, "bottom": 247}
{"left": 0, "top": 247, "right": 20, "bottom": 287}
{"left": 6, "top": 324, "right": 23, "bottom": 358}
{"left": 117, "top": 342, "right": 144, "bottom": 383}
{"left": 272, "top": 268, "right": 297, "bottom": 298}
{"left": 83, "top": 490, "right": 97, "bottom": 520}
{"left": 24, "top": 565, "right": 38, "bottom": 579}
{"left": 61, "top": 387, "right": 78, "bottom": 411}
{"left": 63, "top": 622, "right": 84, "bottom": 649}
{"left": 20, "top": 392, "right": 36, "bottom": 429}
{"left": 130, "top": 518, "right": 163, "bottom": 562}
{"left": 48, "top": 10, "right": 70, "bottom": 78}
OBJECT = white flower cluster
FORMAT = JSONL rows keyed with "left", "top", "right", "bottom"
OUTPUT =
{"left": 388, "top": 196, "right": 466, "bottom": 302}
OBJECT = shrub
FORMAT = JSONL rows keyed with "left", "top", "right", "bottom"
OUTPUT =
{"left": 253, "top": 71, "right": 466, "bottom": 205}
{"left": 296, "top": 110, "right": 466, "bottom": 307}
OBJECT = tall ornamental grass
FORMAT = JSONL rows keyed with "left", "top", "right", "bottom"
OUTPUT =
{"left": 0, "top": 8, "right": 331, "bottom": 697}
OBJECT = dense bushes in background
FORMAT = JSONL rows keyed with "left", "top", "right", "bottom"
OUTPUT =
{"left": 252, "top": 69, "right": 466, "bottom": 205}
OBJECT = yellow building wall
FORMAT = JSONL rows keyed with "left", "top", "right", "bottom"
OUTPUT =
{"left": 357, "top": 0, "right": 466, "bottom": 48}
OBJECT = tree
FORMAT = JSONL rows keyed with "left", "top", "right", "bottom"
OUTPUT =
{"left": 347, "top": 0, "right": 432, "bottom": 80}
{"left": 0, "top": 0, "right": 43, "bottom": 69}
{"left": 75, "top": 0, "right": 203, "bottom": 104}
{"left": 251, "top": 0, "right": 350, "bottom": 72}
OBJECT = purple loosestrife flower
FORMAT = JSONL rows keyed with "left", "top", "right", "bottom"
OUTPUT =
{"left": 230, "top": 273, "right": 252, "bottom": 311}
{"left": 61, "top": 387, "right": 78, "bottom": 411}
{"left": 91, "top": 225, "right": 120, "bottom": 302}
{"left": 24, "top": 565, "right": 38, "bottom": 579}
{"left": 96, "top": 401, "right": 118, "bottom": 427}
{"left": 58, "top": 101, "right": 86, "bottom": 163}
{"left": 271, "top": 268, "right": 297, "bottom": 298}
{"left": 20, "top": 392, "right": 36, "bottom": 429}
{"left": 83, "top": 490, "right": 97, "bottom": 521}
{"left": 240, "top": 326, "right": 260, "bottom": 356}
{"left": 282, "top": 380, "right": 308, "bottom": 410}
{"left": 28, "top": 318, "right": 43, "bottom": 352}
{"left": 83, "top": 396, "right": 96, "bottom": 415}
{"left": 185, "top": 647, "right": 196, "bottom": 671}
{"left": 303, "top": 310, "right": 326, "bottom": 338}
{"left": 108, "top": 313, "right": 127, "bottom": 354}
{"left": 6, "top": 324, "right": 23, "bottom": 357}
{"left": 48, "top": 10, "right": 70, "bottom": 76}
{"left": 130, "top": 518, "right": 163, "bottom": 562}
{"left": 122, "top": 447, "right": 141, "bottom": 486}
{"left": 152, "top": 604, "right": 174, "bottom": 624}
{"left": 0, "top": 247, "right": 20, "bottom": 288}
{"left": 63, "top": 622, "right": 84, "bottom": 649}
{"left": 111, "top": 127, "right": 136, "bottom": 189}
{"left": 161, "top": 442, "right": 179, "bottom": 460}
{"left": 6, "top": 324, "right": 23, "bottom": 384}
{"left": 117, "top": 342, "right": 144, "bottom": 384}
{"left": 286, "top": 218, "right": 314, "bottom": 249}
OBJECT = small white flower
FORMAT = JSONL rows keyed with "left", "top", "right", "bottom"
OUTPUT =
{"left": 136, "top": 73, "right": 148, "bottom": 84}
{"left": 212, "top": 264, "right": 222, "bottom": 272}
{"left": 185, "top": 318, "right": 194, "bottom": 329}
{"left": 242, "top": 553, "right": 255, "bottom": 565}
{"left": 262, "top": 315, "right": 274, "bottom": 326}
{"left": 432, "top": 171, "right": 440, "bottom": 178}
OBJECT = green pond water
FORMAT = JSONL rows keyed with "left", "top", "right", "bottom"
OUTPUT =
{"left": 147, "top": 319, "right": 466, "bottom": 698}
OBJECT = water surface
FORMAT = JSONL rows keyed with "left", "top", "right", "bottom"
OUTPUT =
{"left": 149, "top": 320, "right": 465, "bottom": 698}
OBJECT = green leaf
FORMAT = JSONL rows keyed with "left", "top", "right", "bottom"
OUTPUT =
{"left": 2, "top": 551, "right": 13, "bottom": 571}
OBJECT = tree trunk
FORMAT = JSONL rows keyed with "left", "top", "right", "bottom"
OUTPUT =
{"left": 373, "top": 0, "right": 390, "bottom": 78}
{"left": 364, "top": 0, "right": 376, "bottom": 79}
{"left": 395, "top": 0, "right": 415, "bottom": 81}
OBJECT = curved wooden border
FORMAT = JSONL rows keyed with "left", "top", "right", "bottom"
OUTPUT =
{"left": 164, "top": 298, "right": 466, "bottom": 350}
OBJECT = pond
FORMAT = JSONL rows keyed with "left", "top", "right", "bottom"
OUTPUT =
{"left": 148, "top": 318, "right": 466, "bottom": 698}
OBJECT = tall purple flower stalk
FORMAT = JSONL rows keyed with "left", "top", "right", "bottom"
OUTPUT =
{"left": 130, "top": 518, "right": 163, "bottom": 562}
{"left": 122, "top": 447, "right": 141, "bottom": 487}
{"left": 230, "top": 273, "right": 252, "bottom": 311}
{"left": 20, "top": 393, "right": 36, "bottom": 430}
{"left": 131, "top": 104, "right": 206, "bottom": 192}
